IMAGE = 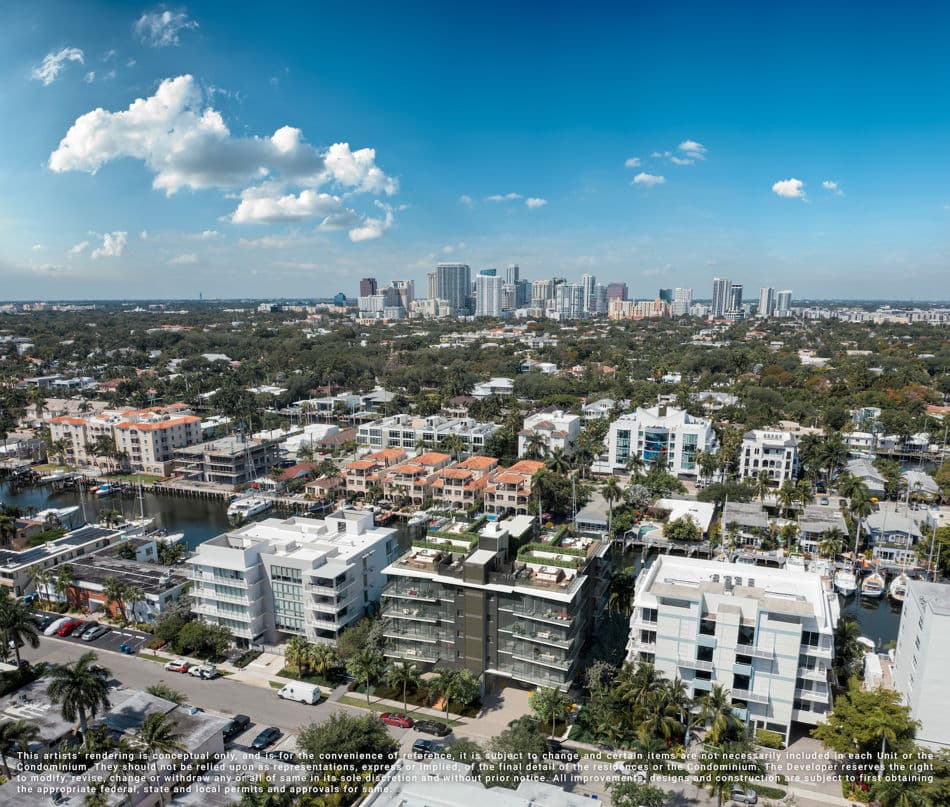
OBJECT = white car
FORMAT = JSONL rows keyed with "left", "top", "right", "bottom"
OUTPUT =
{"left": 163, "top": 658, "right": 191, "bottom": 673}
{"left": 43, "top": 617, "right": 73, "bottom": 637}
{"left": 188, "top": 663, "right": 218, "bottom": 679}
{"left": 612, "top": 761, "right": 647, "bottom": 781}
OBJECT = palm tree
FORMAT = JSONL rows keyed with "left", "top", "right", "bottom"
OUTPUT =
{"left": 796, "top": 478, "right": 815, "bottom": 509}
{"left": 754, "top": 470, "right": 771, "bottom": 502}
{"left": 777, "top": 481, "right": 797, "bottom": 518}
{"left": 818, "top": 527, "right": 846, "bottom": 559}
{"left": 0, "top": 719, "right": 40, "bottom": 779}
{"left": 346, "top": 647, "right": 385, "bottom": 705}
{"left": 438, "top": 434, "right": 467, "bottom": 461}
{"left": 821, "top": 433, "right": 848, "bottom": 482}
{"left": 617, "top": 661, "right": 664, "bottom": 712}
{"left": 0, "top": 514, "right": 16, "bottom": 549}
{"left": 102, "top": 576, "right": 130, "bottom": 623}
{"left": 285, "top": 636, "right": 311, "bottom": 676}
{"left": 47, "top": 651, "right": 112, "bottom": 745}
{"left": 308, "top": 643, "right": 338, "bottom": 679}
{"left": 625, "top": 452, "right": 646, "bottom": 479}
{"left": 606, "top": 570, "right": 636, "bottom": 616}
{"left": 640, "top": 685, "right": 684, "bottom": 743}
{"left": 700, "top": 684, "right": 742, "bottom": 745}
{"left": 603, "top": 476, "right": 622, "bottom": 534}
{"left": 30, "top": 566, "right": 54, "bottom": 603}
{"left": 54, "top": 563, "right": 75, "bottom": 607}
{"left": 529, "top": 686, "right": 569, "bottom": 737}
{"left": 798, "top": 432, "right": 824, "bottom": 482}
{"left": 385, "top": 661, "right": 421, "bottom": 711}
{"left": 523, "top": 433, "right": 548, "bottom": 460}
{"left": 133, "top": 711, "right": 185, "bottom": 796}
{"left": 546, "top": 447, "right": 571, "bottom": 475}
{"left": 427, "top": 667, "right": 459, "bottom": 717}
{"left": 0, "top": 590, "right": 40, "bottom": 665}
{"left": 123, "top": 585, "right": 144, "bottom": 623}
{"left": 573, "top": 441, "right": 596, "bottom": 479}
{"left": 849, "top": 484, "right": 876, "bottom": 558}
{"left": 836, "top": 471, "right": 861, "bottom": 500}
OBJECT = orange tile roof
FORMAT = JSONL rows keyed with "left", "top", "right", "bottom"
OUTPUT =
{"left": 414, "top": 452, "right": 451, "bottom": 465}
{"left": 49, "top": 416, "right": 86, "bottom": 426}
{"left": 371, "top": 448, "right": 407, "bottom": 462}
{"left": 441, "top": 469, "right": 474, "bottom": 480}
{"left": 506, "top": 460, "right": 545, "bottom": 474}
{"left": 458, "top": 455, "right": 497, "bottom": 470}
{"left": 346, "top": 459, "right": 379, "bottom": 471}
{"left": 114, "top": 415, "right": 201, "bottom": 431}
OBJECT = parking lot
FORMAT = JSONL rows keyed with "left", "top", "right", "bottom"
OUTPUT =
{"left": 36, "top": 610, "right": 152, "bottom": 654}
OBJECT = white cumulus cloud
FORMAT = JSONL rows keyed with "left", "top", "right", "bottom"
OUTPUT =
{"left": 624, "top": 157, "right": 641, "bottom": 168}
{"left": 90, "top": 231, "right": 127, "bottom": 259}
{"left": 772, "top": 178, "right": 806, "bottom": 199}
{"left": 68, "top": 240, "right": 89, "bottom": 255}
{"left": 169, "top": 252, "right": 198, "bottom": 265}
{"left": 822, "top": 180, "right": 844, "bottom": 196}
{"left": 525, "top": 197, "right": 547, "bottom": 209}
{"left": 678, "top": 139, "right": 707, "bottom": 157}
{"left": 348, "top": 202, "right": 393, "bottom": 242}
{"left": 459, "top": 194, "right": 473, "bottom": 206}
{"left": 485, "top": 192, "right": 522, "bottom": 202}
{"left": 32, "top": 47, "right": 84, "bottom": 86}
{"left": 632, "top": 172, "right": 666, "bottom": 187}
{"left": 134, "top": 9, "right": 198, "bottom": 47}
{"left": 47, "top": 75, "right": 398, "bottom": 240}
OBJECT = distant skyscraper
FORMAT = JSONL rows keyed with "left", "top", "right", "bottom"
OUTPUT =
{"left": 505, "top": 263, "right": 520, "bottom": 285}
{"left": 359, "top": 277, "right": 378, "bottom": 297}
{"left": 593, "top": 284, "right": 608, "bottom": 315}
{"left": 531, "top": 279, "right": 555, "bottom": 307}
{"left": 672, "top": 287, "right": 693, "bottom": 316}
{"left": 711, "top": 277, "right": 731, "bottom": 318}
{"left": 776, "top": 290, "right": 793, "bottom": 315}
{"left": 391, "top": 279, "right": 415, "bottom": 310}
{"left": 501, "top": 283, "right": 518, "bottom": 313}
{"left": 435, "top": 263, "right": 471, "bottom": 313}
{"left": 475, "top": 271, "right": 503, "bottom": 317}
{"left": 605, "top": 282, "right": 628, "bottom": 302}
{"left": 555, "top": 283, "right": 585, "bottom": 319}
{"left": 757, "top": 287, "right": 775, "bottom": 318}
{"left": 728, "top": 283, "right": 743, "bottom": 312}
{"left": 515, "top": 279, "right": 530, "bottom": 307}
{"left": 426, "top": 271, "right": 439, "bottom": 300}
{"left": 658, "top": 288, "right": 673, "bottom": 304}
{"left": 581, "top": 273, "right": 596, "bottom": 314}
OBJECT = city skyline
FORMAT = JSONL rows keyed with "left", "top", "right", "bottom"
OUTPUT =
{"left": 2, "top": 2, "right": 950, "bottom": 300}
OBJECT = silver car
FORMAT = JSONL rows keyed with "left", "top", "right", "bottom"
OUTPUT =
{"left": 729, "top": 785, "right": 758, "bottom": 804}
{"left": 81, "top": 624, "right": 111, "bottom": 642}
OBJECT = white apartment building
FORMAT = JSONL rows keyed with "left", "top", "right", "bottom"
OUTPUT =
{"left": 475, "top": 272, "right": 503, "bottom": 317}
{"left": 893, "top": 580, "right": 950, "bottom": 749}
{"left": 627, "top": 556, "right": 839, "bottom": 744}
{"left": 49, "top": 404, "right": 202, "bottom": 475}
{"left": 738, "top": 429, "right": 800, "bottom": 487}
{"left": 188, "top": 509, "right": 400, "bottom": 646}
{"left": 593, "top": 405, "right": 717, "bottom": 476}
{"left": 672, "top": 287, "right": 693, "bottom": 316}
{"left": 357, "top": 414, "right": 498, "bottom": 455}
{"left": 471, "top": 377, "right": 515, "bottom": 398}
{"left": 518, "top": 410, "right": 582, "bottom": 457}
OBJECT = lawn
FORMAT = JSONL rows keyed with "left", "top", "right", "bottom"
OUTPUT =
{"left": 103, "top": 472, "right": 164, "bottom": 484}
{"left": 137, "top": 652, "right": 170, "bottom": 664}
{"left": 276, "top": 666, "right": 342, "bottom": 688}
{"left": 347, "top": 681, "right": 481, "bottom": 718}
{"left": 337, "top": 695, "right": 464, "bottom": 726}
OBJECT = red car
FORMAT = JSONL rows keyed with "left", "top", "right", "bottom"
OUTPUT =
{"left": 379, "top": 712, "right": 414, "bottom": 729}
{"left": 56, "top": 619, "right": 84, "bottom": 637}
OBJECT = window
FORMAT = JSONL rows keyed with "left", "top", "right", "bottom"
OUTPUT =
{"left": 735, "top": 653, "right": 752, "bottom": 666}
{"left": 270, "top": 565, "right": 302, "bottom": 583}
{"left": 737, "top": 625, "right": 755, "bottom": 646}
{"left": 695, "top": 670, "right": 712, "bottom": 681}
{"left": 642, "top": 607, "right": 658, "bottom": 624}
{"left": 697, "top": 645, "right": 714, "bottom": 662}
{"left": 700, "top": 618, "right": 716, "bottom": 636}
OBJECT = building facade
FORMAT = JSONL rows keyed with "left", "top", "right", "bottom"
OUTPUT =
{"left": 172, "top": 435, "right": 281, "bottom": 488}
{"left": 356, "top": 414, "right": 498, "bottom": 455}
{"left": 738, "top": 429, "right": 800, "bottom": 487}
{"left": 435, "top": 263, "right": 472, "bottom": 313}
{"left": 893, "top": 580, "right": 950, "bottom": 749}
{"left": 627, "top": 556, "right": 839, "bottom": 744}
{"left": 188, "top": 509, "right": 400, "bottom": 645}
{"left": 381, "top": 517, "right": 610, "bottom": 691}
{"left": 518, "top": 410, "right": 582, "bottom": 457}
{"left": 595, "top": 405, "right": 717, "bottom": 476}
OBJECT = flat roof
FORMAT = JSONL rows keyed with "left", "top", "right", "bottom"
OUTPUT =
{"left": 908, "top": 580, "right": 950, "bottom": 616}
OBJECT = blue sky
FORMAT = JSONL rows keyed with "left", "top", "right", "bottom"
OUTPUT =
{"left": 1, "top": 1, "right": 949, "bottom": 300}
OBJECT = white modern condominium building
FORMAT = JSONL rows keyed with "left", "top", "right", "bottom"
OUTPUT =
{"left": 518, "top": 410, "right": 582, "bottom": 457}
{"left": 893, "top": 580, "right": 950, "bottom": 749}
{"left": 738, "top": 429, "right": 800, "bottom": 487}
{"left": 357, "top": 414, "right": 498, "bottom": 455}
{"left": 188, "top": 509, "right": 400, "bottom": 646}
{"left": 594, "top": 404, "right": 717, "bottom": 476}
{"left": 627, "top": 556, "right": 840, "bottom": 744}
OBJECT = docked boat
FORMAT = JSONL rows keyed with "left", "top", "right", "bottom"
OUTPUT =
{"left": 152, "top": 531, "right": 186, "bottom": 545}
{"left": 811, "top": 558, "right": 833, "bottom": 578}
{"left": 227, "top": 496, "right": 272, "bottom": 522}
{"left": 39, "top": 470, "right": 67, "bottom": 484}
{"left": 856, "top": 636, "right": 876, "bottom": 652}
{"left": 95, "top": 483, "right": 116, "bottom": 497}
{"left": 860, "top": 572, "right": 886, "bottom": 599}
{"left": 835, "top": 569, "right": 858, "bottom": 596}
{"left": 888, "top": 573, "right": 909, "bottom": 603}
{"left": 785, "top": 552, "right": 807, "bottom": 572}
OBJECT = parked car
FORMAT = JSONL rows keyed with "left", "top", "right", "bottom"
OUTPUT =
{"left": 81, "top": 624, "right": 111, "bottom": 642}
{"left": 55, "top": 619, "right": 84, "bottom": 637}
{"left": 188, "top": 663, "right": 218, "bottom": 679}
{"left": 43, "top": 617, "right": 72, "bottom": 636}
{"left": 380, "top": 712, "right": 414, "bottom": 728}
{"left": 251, "top": 727, "right": 282, "bottom": 751}
{"left": 223, "top": 714, "right": 251, "bottom": 741}
{"left": 276, "top": 682, "right": 321, "bottom": 704}
{"left": 612, "top": 761, "right": 647, "bottom": 781}
{"left": 546, "top": 740, "right": 579, "bottom": 764}
{"left": 729, "top": 786, "right": 758, "bottom": 804}
{"left": 32, "top": 614, "right": 56, "bottom": 631}
{"left": 263, "top": 750, "right": 298, "bottom": 764}
{"left": 412, "top": 739, "right": 437, "bottom": 758}
{"left": 163, "top": 658, "right": 191, "bottom": 673}
{"left": 819, "top": 496, "right": 830, "bottom": 505}
{"left": 413, "top": 720, "right": 451, "bottom": 737}
{"left": 74, "top": 621, "right": 98, "bottom": 636}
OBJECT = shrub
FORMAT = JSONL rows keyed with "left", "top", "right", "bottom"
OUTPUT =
{"left": 232, "top": 649, "right": 262, "bottom": 668}
{"left": 752, "top": 783, "right": 787, "bottom": 799}
{"left": 755, "top": 728, "right": 784, "bottom": 749}
{"left": 146, "top": 683, "right": 186, "bottom": 704}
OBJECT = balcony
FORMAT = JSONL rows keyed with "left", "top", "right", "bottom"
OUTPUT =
{"left": 506, "top": 648, "right": 573, "bottom": 671}
{"left": 678, "top": 657, "right": 715, "bottom": 673}
{"left": 502, "top": 663, "right": 571, "bottom": 690}
{"left": 794, "top": 688, "right": 830, "bottom": 702}
{"left": 797, "top": 667, "right": 829, "bottom": 682}
{"left": 736, "top": 644, "right": 773, "bottom": 660}
{"left": 731, "top": 688, "right": 769, "bottom": 705}
{"left": 383, "top": 645, "right": 440, "bottom": 663}
{"left": 503, "top": 627, "right": 573, "bottom": 650}
{"left": 733, "top": 662, "right": 752, "bottom": 676}
{"left": 383, "top": 585, "right": 442, "bottom": 603}
{"left": 382, "top": 606, "right": 442, "bottom": 623}
{"left": 505, "top": 605, "right": 574, "bottom": 626}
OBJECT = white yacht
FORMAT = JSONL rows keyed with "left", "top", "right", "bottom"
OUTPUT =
{"left": 888, "top": 573, "right": 909, "bottom": 603}
{"left": 835, "top": 569, "right": 858, "bottom": 596}
{"left": 860, "top": 572, "right": 886, "bottom": 599}
{"left": 227, "top": 496, "right": 272, "bottom": 522}
{"left": 811, "top": 558, "right": 833, "bottom": 578}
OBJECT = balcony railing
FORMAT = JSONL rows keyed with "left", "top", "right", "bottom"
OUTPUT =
{"left": 731, "top": 688, "right": 769, "bottom": 705}
{"left": 678, "top": 657, "right": 715, "bottom": 672}
{"left": 382, "top": 606, "right": 443, "bottom": 623}
{"left": 736, "top": 644, "right": 773, "bottom": 660}
{"left": 504, "top": 605, "right": 574, "bottom": 625}
{"left": 794, "top": 688, "right": 830, "bottom": 702}
{"left": 506, "top": 648, "right": 573, "bottom": 671}
{"left": 503, "top": 628, "right": 573, "bottom": 650}
{"left": 383, "top": 585, "right": 443, "bottom": 603}
{"left": 797, "top": 667, "right": 829, "bottom": 682}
